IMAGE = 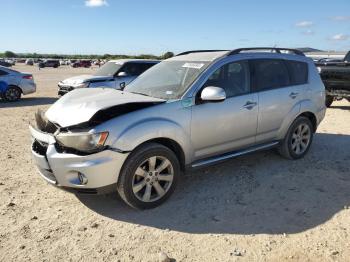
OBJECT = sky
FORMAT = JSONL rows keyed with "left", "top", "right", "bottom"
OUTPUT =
{"left": 1, "top": 0, "right": 350, "bottom": 55}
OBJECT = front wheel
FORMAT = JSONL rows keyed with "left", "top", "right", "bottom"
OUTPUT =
{"left": 117, "top": 143, "right": 180, "bottom": 209}
{"left": 278, "top": 116, "right": 314, "bottom": 160}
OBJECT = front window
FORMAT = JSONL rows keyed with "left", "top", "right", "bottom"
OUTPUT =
{"left": 202, "top": 61, "right": 250, "bottom": 98}
{"left": 94, "top": 61, "right": 123, "bottom": 77}
{"left": 124, "top": 60, "right": 210, "bottom": 99}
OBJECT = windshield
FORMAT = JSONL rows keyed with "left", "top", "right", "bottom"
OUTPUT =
{"left": 124, "top": 60, "right": 210, "bottom": 99}
{"left": 94, "top": 61, "right": 123, "bottom": 76}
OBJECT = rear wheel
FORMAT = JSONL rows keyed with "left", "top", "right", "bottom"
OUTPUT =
{"left": 278, "top": 116, "right": 313, "bottom": 160}
{"left": 325, "top": 96, "right": 333, "bottom": 108}
{"left": 4, "top": 86, "right": 21, "bottom": 102}
{"left": 117, "top": 143, "right": 180, "bottom": 209}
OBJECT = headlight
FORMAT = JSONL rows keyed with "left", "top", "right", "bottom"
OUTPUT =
{"left": 55, "top": 131, "right": 109, "bottom": 153}
{"left": 74, "top": 82, "right": 89, "bottom": 88}
{"left": 317, "top": 67, "right": 322, "bottom": 73}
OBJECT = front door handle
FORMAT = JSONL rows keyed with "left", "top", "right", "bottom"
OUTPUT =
{"left": 289, "top": 92, "right": 299, "bottom": 99}
{"left": 243, "top": 101, "right": 257, "bottom": 110}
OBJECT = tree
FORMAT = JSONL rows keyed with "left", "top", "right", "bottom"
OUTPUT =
{"left": 4, "top": 51, "right": 17, "bottom": 58}
{"left": 161, "top": 51, "right": 174, "bottom": 60}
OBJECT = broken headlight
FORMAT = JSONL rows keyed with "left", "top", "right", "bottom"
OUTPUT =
{"left": 55, "top": 132, "right": 109, "bottom": 153}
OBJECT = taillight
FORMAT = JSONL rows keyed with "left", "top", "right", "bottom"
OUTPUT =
{"left": 23, "top": 75, "right": 33, "bottom": 80}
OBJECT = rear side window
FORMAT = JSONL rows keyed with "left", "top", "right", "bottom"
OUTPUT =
{"left": 203, "top": 60, "right": 250, "bottom": 98}
{"left": 122, "top": 62, "right": 156, "bottom": 76}
{"left": 140, "top": 63, "right": 156, "bottom": 73}
{"left": 251, "top": 59, "right": 290, "bottom": 92}
{"left": 285, "top": 60, "right": 308, "bottom": 85}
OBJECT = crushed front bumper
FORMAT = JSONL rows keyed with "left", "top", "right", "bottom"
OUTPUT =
{"left": 29, "top": 125, "right": 129, "bottom": 194}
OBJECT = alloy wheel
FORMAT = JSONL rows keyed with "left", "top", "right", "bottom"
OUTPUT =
{"left": 132, "top": 156, "right": 174, "bottom": 202}
{"left": 5, "top": 87, "right": 20, "bottom": 101}
{"left": 291, "top": 123, "right": 311, "bottom": 155}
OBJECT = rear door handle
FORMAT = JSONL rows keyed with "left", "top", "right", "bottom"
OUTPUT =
{"left": 243, "top": 101, "right": 257, "bottom": 110}
{"left": 289, "top": 92, "right": 299, "bottom": 99}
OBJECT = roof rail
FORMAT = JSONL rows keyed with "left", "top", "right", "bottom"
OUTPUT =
{"left": 176, "top": 50, "right": 229, "bottom": 56}
{"left": 227, "top": 47, "right": 305, "bottom": 56}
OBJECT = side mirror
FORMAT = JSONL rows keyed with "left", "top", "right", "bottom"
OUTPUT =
{"left": 200, "top": 86, "right": 226, "bottom": 102}
{"left": 119, "top": 82, "right": 126, "bottom": 89}
{"left": 117, "top": 71, "right": 128, "bottom": 77}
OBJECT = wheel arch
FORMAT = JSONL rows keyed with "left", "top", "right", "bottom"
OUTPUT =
{"left": 129, "top": 138, "right": 186, "bottom": 172}
{"left": 298, "top": 111, "right": 317, "bottom": 132}
{"left": 8, "top": 84, "right": 23, "bottom": 93}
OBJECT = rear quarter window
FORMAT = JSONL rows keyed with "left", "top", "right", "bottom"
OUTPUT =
{"left": 285, "top": 60, "right": 308, "bottom": 85}
{"left": 251, "top": 59, "right": 290, "bottom": 92}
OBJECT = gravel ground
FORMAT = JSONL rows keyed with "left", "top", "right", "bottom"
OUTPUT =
{"left": 0, "top": 65, "right": 349, "bottom": 262}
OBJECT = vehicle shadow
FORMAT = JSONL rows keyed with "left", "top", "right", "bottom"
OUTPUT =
{"left": 0, "top": 97, "right": 57, "bottom": 108}
{"left": 77, "top": 133, "right": 350, "bottom": 234}
{"left": 330, "top": 105, "right": 350, "bottom": 110}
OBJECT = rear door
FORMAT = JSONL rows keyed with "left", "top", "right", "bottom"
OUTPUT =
{"left": 0, "top": 69, "right": 9, "bottom": 83}
{"left": 251, "top": 59, "right": 307, "bottom": 143}
{"left": 0, "top": 69, "right": 16, "bottom": 85}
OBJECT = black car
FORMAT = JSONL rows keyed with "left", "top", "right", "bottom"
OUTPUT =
{"left": 316, "top": 51, "right": 350, "bottom": 107}
{"left": 0, "top": 61, "right": 12, "bottom": 67}
{"left": 38, "top": 60, "right": 60, "bottom": 68}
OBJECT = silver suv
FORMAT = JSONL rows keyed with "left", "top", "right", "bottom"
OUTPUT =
{"left": 30, "top": 48, "right": 326, "bottom": 209}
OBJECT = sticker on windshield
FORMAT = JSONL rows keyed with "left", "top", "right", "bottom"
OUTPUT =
{"left": 182, "top": 63, "right": 204, "bottom": 69}
{"left": 166, "top": 91, "right": 173, "bottom": 95}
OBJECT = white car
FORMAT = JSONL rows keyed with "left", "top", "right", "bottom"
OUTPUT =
{"left": 57, "top": 59, "right": 159, "bottom": 96}
{"left": 0, "top": 66, "right": 36, "bottom": 101}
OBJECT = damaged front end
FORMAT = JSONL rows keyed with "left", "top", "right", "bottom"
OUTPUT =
{"left": 29, "top": 88, "right": 166, "bottom": 192}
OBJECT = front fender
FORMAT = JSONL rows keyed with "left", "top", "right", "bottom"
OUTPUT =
{"left": 111, "top": 118, "right": 193, "bottom": 164}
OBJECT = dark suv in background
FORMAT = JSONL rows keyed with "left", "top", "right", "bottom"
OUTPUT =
{"left": 316, "top": 51, "right": 350, "bottom": 107}
{"left": 71, "top": 60, "right": 92, "bottom": 68}
{"left": 38, "top": 60, "right": 60, "bottom": 68}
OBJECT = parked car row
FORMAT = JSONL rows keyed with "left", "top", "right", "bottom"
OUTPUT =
{"left": 30, "top": 47, "right": 326, "bottom": 209}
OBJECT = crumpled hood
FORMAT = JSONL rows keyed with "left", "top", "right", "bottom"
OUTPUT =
{"left": 60, "top": 75, "right": 113, "bottom": 85}
{"left": 46, "top": 88, "right": 165, "bottom": 127}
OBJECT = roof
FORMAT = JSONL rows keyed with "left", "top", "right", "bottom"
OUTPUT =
{"left": 169, "top": 48, "right": 306, "bottom": 62}
{"left": 109, "top": 59, "right": 160, "bottom": 63}
{"left": 168, "top": 51, "right": 229, "bottom": 62}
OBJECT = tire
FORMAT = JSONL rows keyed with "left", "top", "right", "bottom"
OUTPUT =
{"left": 117, "top": 143, "right": 180, "bottom": 209}
{"left": 278, "top": 116, "right": 314, "bottom": 160}
{"left": 4, "top": 86, "right": 21, "bottom": 102}
{"left": 325, "top": 96, "right": 333, "bottom": 108}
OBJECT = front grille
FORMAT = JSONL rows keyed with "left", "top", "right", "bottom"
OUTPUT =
{"left": 32, "top": 140, "right": 48, "bottom": 156}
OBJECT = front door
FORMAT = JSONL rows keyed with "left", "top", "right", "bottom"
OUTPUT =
{"left": 191, "top": 60, "right": 258, "bottom": 160}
